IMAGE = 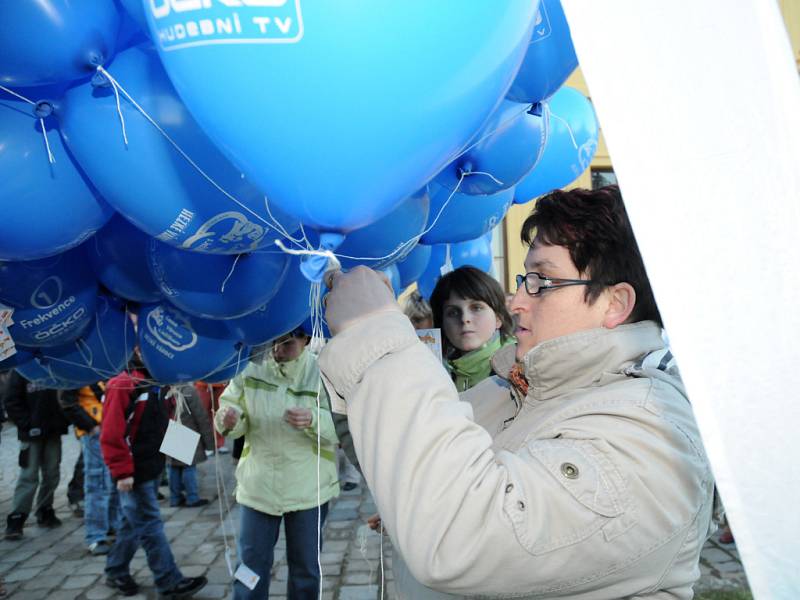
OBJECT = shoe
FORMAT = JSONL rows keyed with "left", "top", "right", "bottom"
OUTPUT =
{"left": 157, "top": 491, "right": 166, "bottom": 501}
{"left": 217, "top": 446, "right": 230, "bottom": 454}
{"left": 4, "top": 513, "right": 25, "bottom": 540}
{"left": 107, "top": 527, "right": 116, "bottom": 538}
{"left": 70, "top": 501, "right": 84, "bottom": 518}
{"left": 89, "top": 540, "right": 112, "bottom": 555}
{"left": 185, "top": 499, "right": 209, "bottom": 508}
{"left": 342, "top": 482, "right": 359, "bottom": 492}
{"left": 106, "top": 574, "right": 139, "bottom": 596}
{"left": 36, "top": 507, "right": 62, "bottom": 528}
{"left": 170, "top": 496, "right": 187, "bottom": 508}
{"left": 159, "top": 575, "right": 207, "bottom": 599}
{"left": 719, "top": 527, "right": 735, "bottom": 544}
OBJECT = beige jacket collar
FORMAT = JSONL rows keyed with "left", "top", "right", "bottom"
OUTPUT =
{"left": 492, "top": 321, "right": 665, "bottom": 403}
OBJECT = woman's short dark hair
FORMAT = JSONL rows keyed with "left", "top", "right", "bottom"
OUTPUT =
{"left": 520, "top": 185, "right": 662, "bottom": 327}
{"left": 429, "top": 266, "right": 515, "bottom": 354}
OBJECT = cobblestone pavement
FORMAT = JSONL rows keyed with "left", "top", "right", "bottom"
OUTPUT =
{"left": 0, "top": 425, "right": 748, "bottom": 599}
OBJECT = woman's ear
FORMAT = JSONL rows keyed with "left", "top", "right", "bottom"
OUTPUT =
{"left": 602, "top": 282, "right": 636, "bottom": 329}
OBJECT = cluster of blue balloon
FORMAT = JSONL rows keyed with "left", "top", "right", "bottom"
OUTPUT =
{"left": 0, "top": 0, "right": 597, "bottom": 387}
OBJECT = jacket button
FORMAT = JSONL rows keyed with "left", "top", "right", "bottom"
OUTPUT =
{"left": 561, "top": 462, "right": 579, "bottom": 479}
{"left": 517, "top": 500, "right": 525, "bottom": 511}
{"left": 505, "top": 483, "right": 514, "bottom": 494}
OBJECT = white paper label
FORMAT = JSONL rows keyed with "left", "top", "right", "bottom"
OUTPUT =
{"left": 159, "top": 419, "right": 200, "bottom": 465}
{"left": 234, "top": 563, "right": 261, "bottom": 590}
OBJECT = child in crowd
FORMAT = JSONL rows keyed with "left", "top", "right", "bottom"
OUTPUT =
{"left": 165, "top": 384, "right": 215, "bottom": 508}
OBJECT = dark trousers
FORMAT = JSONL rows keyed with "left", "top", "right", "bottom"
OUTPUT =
{"left": 106, "top": 479, "right": 182, "bottom": 593}
{"left": 11, "top": 436, "right": 61, "bottom": 516}
{"left": 235, "top": 503, "right": 329, "bottom": 600}
{"left": 67, "top": 451, "right": 84, "bottom": 504}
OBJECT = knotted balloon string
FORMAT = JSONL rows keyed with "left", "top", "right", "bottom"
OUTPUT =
{"left": 220, "top": 254, "right": 242, "bottom": 293}
{"left": 549, "top": 110, "right": 579, "bottom": 149}
{"left": 165, "top": 385, "right": 191, "bottom": 422}
{"left": 95, "top": 66, "right": 129, "bottom": 147}
{"left": 263, "top": 197, "right": 308, "bottom": 249}
{"left": 0, "top": 85, "right": 56, "bottom": 164}
{"left": 92, "top": 66, "right": 300, "bottom": 245}
{"left": 275, "top": 238, "right": 343, "bottom": 280}
{"left": 315, "top": 376, "right": 325, "bottom": 599}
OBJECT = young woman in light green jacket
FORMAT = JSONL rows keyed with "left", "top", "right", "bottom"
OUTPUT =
{"left": 215, "top": 329, "right": 339, "bottom": 599}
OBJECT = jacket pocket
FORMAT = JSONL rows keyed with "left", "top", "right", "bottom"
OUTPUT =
{"left": 503, "top": 438, "right": 633, "bottom": 556}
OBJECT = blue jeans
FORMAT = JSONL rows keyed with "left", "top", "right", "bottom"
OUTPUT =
{"left": 235, "top": 503, "right": 329, "bottom": 600}
{"left": 81, "top": 431, "right": 117, "bottom": 545}
{"left": 168, "top": 465, "right": 200, "bottom": 505}
{"left": 106, "top": 479, "right": 183, "bottom": 592}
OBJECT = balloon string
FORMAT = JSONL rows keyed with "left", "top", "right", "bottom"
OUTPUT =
{"left": 463, "top": 170, "right": 504, "bottom": 186}
{"left": 93, "top": 66, "right": 296, "bottom": 242}
{"left": 0, "top": 85, "right": 56, "bottom": 164}
{"left": 99, "top": 69, "right": 129, "bottom": 147}
{"left": 208, "top": 382, "right": 238, "bottom": 576}
{"left": 220, "top": 254, "right": 242, "bottom": 293}
{"left": 275, "top": 239, "right": 343, "bottom": 274}
{"left": 263, "top": 197, "right": 307, "bottom": 249}
{"left": 549, "top": 110, "right": 579, "bottom": 149}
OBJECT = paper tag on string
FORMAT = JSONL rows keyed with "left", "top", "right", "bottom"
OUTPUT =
{"left": 234, "top": 563, "right": 260, "bottom": 590}
{"left": 159, "top": 419, "right": 199, "bottom": 465}
{"left": 415, "top": 328, "right": 444, "bottom": 363}
{"left": 440, "top": 244, "right": 454, "bottom": 276}
{"left": 0, "top": 304, "right": 13, "bottom": 325}
{"left": 0, "top": 326, "right": 16, "bottom": 362}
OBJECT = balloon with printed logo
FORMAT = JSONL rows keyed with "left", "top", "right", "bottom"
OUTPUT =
{"left": 0, "top": 1, "right": 121, "bottom": 87}
{"left": 395, "top": 244, "right": 432, "bottom": 289}
{"left": 0, "top": 246, "right": 98, "bottom": 347}
{"left": 15, "top": 358, "right": 84, "bottom": 390}
{"left": 0, "top": 89, "right": 114, "bottom": 261}
{"left": 144, "top": 1, "right": 539, "bottom": 280}
{"left": 201, "top": 345, "right": 250, "bottom": 384}
{"left": 60, "top": 45, "right": 299, "bottom": 255}
{"left": 38, "top": 295, "right": 135, "bottom": 385}
{"left": 421, "top": 181, "right": 514, "bottom": 245}
{"left": 506, "top": 0, "right": 578, "bottom": 104}
{"left": 227, "top": 258, "right": 312, "bottom": 346}
{"left": 417, "top": 236, "right": 494, "bottom": 299}
{"left": 88, "top": 213, "right": 163, "bottom": 304}
{"left": 147, "top": 239, "right": 290, "bottom": 319}
{"left": 513, "top": 87, "right": 598, "bottom": 204}
{"left": 138, "top": 303, "right": 243, "bottom": 384}
{"left": 335, "top": 188, "right": 430, "bottom": 271}
{"left": 434, "top": 100, "right": 546, "bottom": 196}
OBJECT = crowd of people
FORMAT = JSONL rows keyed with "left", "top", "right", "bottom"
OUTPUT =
{"left": 0, "top": 185, "right": 723, "bottom": 599}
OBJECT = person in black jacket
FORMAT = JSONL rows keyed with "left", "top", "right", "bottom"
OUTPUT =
{"left": 3, "top": 371, "right": 69, "bottom": 539}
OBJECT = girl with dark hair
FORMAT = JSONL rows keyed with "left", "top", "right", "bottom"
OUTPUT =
{"left": 428, "top": 266, "right": 515, "bottom": 392}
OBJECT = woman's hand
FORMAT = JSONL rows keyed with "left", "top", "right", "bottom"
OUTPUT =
{"left": 221, "top": 406, "right": 240, "bottom": 431}
{"left": 284, "top": 407, "right": 313, "bottom": 429}
{"left": 367, "top": 513, "right": 382, "bottom": 532}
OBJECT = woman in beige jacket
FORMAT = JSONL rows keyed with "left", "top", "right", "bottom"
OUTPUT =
{"left": 320, "top": 186, "right": 716, "bottom": 599}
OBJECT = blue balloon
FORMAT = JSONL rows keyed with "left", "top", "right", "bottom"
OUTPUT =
{"left": 199, "top": 345, "right": 249, "bottom": 384}
{"left": 138, "top": 303, "right": 242, "bottom": 384}
{"left": 38, "top": 295, "right": 135, "bottom": 385}
{"left": 381, "top": 264, "right": 402, "bottom": 296}
{"left": 0, "top": 1, "right": 121, "bottom": 87}
{"left": 0, "top": 348, "right": 35, "bottom": 372}
{"left": 60, "top": 45, "right": 299, "bottom": 255}
{"left": 0, "top": 246, "right": 98, "bottom": 347}
{"left": 228, "top": 259, "right": 312, "bottom": 346}
{"left": 145, "top": 2, "right": 538, "bottom": 236}
{"left": 514, "top": 87, "right": 598, "bottom": 204}
{"left": 422, "top": 181, "right": 514, "bottom": 245}
{"left": 117, "top": 0, "right": 150, "bottom": 38}
{"left": 506, "top": 0, "right": 578, "bottom": 104}
{"left": 395, "top": 244, "right": 432, "bottom": 289}
{"left": 434, "top": 100, "right": 546, "bottom": 196}
{"left": 15, "top": 359, "right": 84, "bottom": 390}
{"left": 0, "top": 89, "right": 114, "bottom": 261}
{"left": 417, "top": 237, "right": 494, "bottom": 299}
{"left": 148, "top": 239, "right": 289, "bottom": 319}
{"left": 88, "top": 213, "right": 163, "bottom": 303}
{"left": 335, "top": 188, "right": 429, "bottom": 271}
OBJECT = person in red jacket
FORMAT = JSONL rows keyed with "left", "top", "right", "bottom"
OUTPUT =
{"left": 100, "top": 356, "right": 207, "bottom": 599}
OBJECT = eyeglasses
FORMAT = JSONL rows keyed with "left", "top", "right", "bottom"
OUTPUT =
{"left": 515, "top": 272, "right": 595, "bottom": 296}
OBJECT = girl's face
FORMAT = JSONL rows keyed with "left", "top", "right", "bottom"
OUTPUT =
{"left": 441, "top": 292, "right": 501, "bottom": 353}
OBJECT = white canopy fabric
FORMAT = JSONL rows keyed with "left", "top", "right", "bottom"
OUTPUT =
{"left": 560, "top": 1, "right": 800, "bottom": 597}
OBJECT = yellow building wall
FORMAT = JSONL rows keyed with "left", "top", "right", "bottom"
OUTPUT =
{"left": 502, "top": 0, "right": 800, "bottom": 291}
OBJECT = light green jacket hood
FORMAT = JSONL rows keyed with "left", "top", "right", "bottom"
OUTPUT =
{"left": 215, "top": 349, "right": 340, "bottom": 515}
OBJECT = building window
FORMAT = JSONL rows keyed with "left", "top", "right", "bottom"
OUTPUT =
{"left": 591, "top": 168, "right": 617, "bottom": 189}
{"left": 490, "top": 224, "right": 506, "bottom": 291}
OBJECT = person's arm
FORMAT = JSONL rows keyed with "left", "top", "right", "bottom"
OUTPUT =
{"left": 214, "top": 375, "right": 248, "bottom": 439}
{"left": 58, "top": 388, "right": 99, "bottom": 432}
{"left": 100, "top": 380, "right": 135, "bottom": 482}
{"left": 2, "top": 372, "right": 31, "bottom": 436}
{"left": 299, "top": 385, "right": 339, "bottom": 446}
{"left": 321, "top": 310, "right": 631, "bottom": 596}
{"left": 332, "top": 412, "right": 361, "bottom": 473}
